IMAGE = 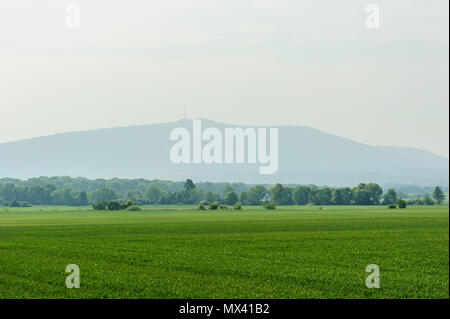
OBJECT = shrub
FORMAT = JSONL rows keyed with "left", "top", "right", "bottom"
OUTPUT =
{"left": 219, "top": 205, "right": 228, "bottom": 210}
{"left": 209, "top": 202, "right": 219, "bottom": 210}
{"left": 263, "top": 201, "right": 276, "bottom": 209}
{"left": 234, "top": 203, "right": 242, "bottom": 210}
{"left": 107, "top": 200, "right": 121, "bottom": 211}
{"left": 9, "top": 200, "right": 21, "bottom": 207}
{"left": 126, "top": 200, "right": 134, "bottom": 208}
{"left": 199, "top": 200, "right": 209, "bottom": 206}
{"left": 388, "top": 204, "right": 396, "bottom": 209}
{"left": 92, "top": 201, "right": 107, "bottom": 210}
{"left": 397, "top": 199, "right": 407, "bottom": 209}
{"left": 21, "top": 202, "right": 32, "bottom": 207}
{"left": 423, "top": 195, "right": 435, "bottom": 206}
{"left": 198, "top": 204, "right": 206, "bottom": 210}
{"left": 126, "top": 205, "right": 142, "bottom": 211}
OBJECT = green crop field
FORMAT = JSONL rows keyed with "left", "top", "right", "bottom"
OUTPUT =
{"left": 0, "top": 205, "right": 448, "bottom": 299}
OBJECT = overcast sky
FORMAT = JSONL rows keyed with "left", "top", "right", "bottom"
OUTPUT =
{"left": 0, "top": 0, "right": 448, "bottom": 157}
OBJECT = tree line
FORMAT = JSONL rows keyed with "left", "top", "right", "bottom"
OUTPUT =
{"left": 0, "top": 178, "right": 446, "bottom": 207}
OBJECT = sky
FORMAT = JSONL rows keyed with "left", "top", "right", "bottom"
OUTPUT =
{"left": 0, "top": 0, "right": 448, "bottom": 157}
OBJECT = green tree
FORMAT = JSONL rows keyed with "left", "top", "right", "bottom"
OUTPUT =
{"left": 89, "top": 188, "right": 118, "bottom": 202}
{"left": 223, "top": 191, "right": 238, "bottom": 206}
{"left": 126, "top": 200, "right": 134, "bottom": 207}
{"left": 432, "top": 186, "right": 445, "bottom": 205}
{"left": 246, "top": 185, "right": 268, "bottom": 205}
{"left": 209, "top": 202, "right": 219, "bottom": 210}
{"left": 262, "top": 201, "right": 276, "bottom": 209}
{"left": 353, "top": 183, "right": 382, "bottom": 205}
{"left": 78, "top": 191, "right": 88, "bottom": 206}
{"left": 92, "top": 201, "right": 106, "bottom": 210}
{"left": 331, "top": 188, "right": 344, "bottom": 205}
{"left": 366, "top": 183, "right": 383, "bottom": 205}
{"left": 51, "top": 188, "right": 75, "bottom": 205}
{"left": 341, "top": 187, "right": 354, "bottom": 204}
{"left": 107, "top": 200, "right": 121, "bottom": 210}
{"left": 332, "top": 187, "right": 353, "bottom": 205}
{"left": 382, "top": 189, "right": 397, "bottom": 205}
{"left": 205, "top": 191, "right": 219, "bottom": 203}
{"left": 239, "top": 191, "right": 249, "bottom": 205}
{"left": 222, "top": 185, "right": 235, "bottom": 195}
{"left": 397, "top": 198, "right": 407, "bottom": 209}
{"left": 270, "top": 184, "right": 291, "bottom": 205}
{"left": 146, "top": 186, "right": 163, "bottom": 203}
{"left": 293, "top": 186, "right": 310, "bottom": 205}
{"left": 126, "top": 190, "right": 142, "bottom": 201}
{"left": 308, "top": 186, "right": 319, "bottom": 205}
{"left": 284, "top": 187, "right": 294, "bottom": 205}
{"left": 184, "top": 179, "right": 196, "bottom": 191}
{"left": 316, "top": 188, "right": 333, "bottom": 205}
{"left": 423, "top": 195, "right": 435, "bottom": 205}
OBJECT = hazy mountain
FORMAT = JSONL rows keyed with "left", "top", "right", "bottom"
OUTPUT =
{"left": 0, "top": 119, "right": 448, "bottom": 186}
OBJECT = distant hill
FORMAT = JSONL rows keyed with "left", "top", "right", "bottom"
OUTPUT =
{"left": 0, "top": 119, "right": 448, "bottom": 186}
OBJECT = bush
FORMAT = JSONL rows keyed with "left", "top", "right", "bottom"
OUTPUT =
{"left": 388, "top": 204, "right": 396, "bottom": 209}
{"left": 107, "top": 200, "right": 121, "bottom": 211}
{"left": 263, "top": 201, "right": 276, "bottom": 209}
{"left": 9, "top": 200, "right": 21, "bottom": 207}
{"left": 126, "top": 205, "right": 142, "bottom": 211}
{"left": 198, "top": 204, "right": 206, "bottom": 210}
{"left": 21, "top": 202, "right": 32, "bottom": 207}
{"left": 423, "top": 195, "right": 435, "bottom": 205}
{"left": 209, "top": 202, "right": 219, "bottom": 210}
{"left": 234, "top": 203, "right": 242, "bottom": 210}
{"left": 92, "top": 201, "right": 107, "bottom": 210}
{"left": 219, "top": 205, "right": 228, "bottom": 210}
{"left": 397, "top": 199, "right": 407, "bottom": 209}
{"left": 199, "top": 200, "right": 209, "bottom": 206}
{"left": 126, "top": 200, "right": 134, "bottom": 208}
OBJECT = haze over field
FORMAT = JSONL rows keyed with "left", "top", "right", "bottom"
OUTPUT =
{"left": 0, "top": 119, "right": 447, "bottom": 186}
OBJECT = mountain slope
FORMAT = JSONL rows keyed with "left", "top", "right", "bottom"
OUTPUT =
{"left": 0, "top": 119, "right": 447, "bottom": 186}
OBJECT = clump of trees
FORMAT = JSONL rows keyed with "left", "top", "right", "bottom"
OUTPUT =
{"left": 397, "top": 199, "right": 407, "bottom": 209}
{"left": 264, "top": 183, "right": 383, "bottom": 206}
{"left": 1, "top": 200, "right": 32, "bottom": 207}
{"left": 126, "top": 205, "right": 142, "bottom": 211}
{"left": 1, "top": 177, "right": 447, "bottom": 208}
{"left": 386, "top": 198, "right": 407, "bottom": 209}
{"left": 406, "top": 196, "right": 435, "bottom": 206}
{"left": 198, "top": 200, "right": 242, "bottom": 211}
{"left": 263, "top": 201, "right": 276, "bottom": 210}
{"left": 208, "top": 202, "right": 219, "bottom": 210}
{"left": 92, "top": 200, "right": 140, "bottom": 211}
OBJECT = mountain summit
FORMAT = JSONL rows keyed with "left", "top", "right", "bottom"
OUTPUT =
{"left": 0, "top": 119, "right": 447, "bottom": 186}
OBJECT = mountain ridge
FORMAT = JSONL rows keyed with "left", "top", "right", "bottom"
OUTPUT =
{"left": 0, "top": 119, "right": 448, "bottom": 186}
{"left": 2, "top": 119, "right": 446, "bottom": 161}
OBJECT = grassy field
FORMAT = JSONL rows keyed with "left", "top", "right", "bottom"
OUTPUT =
{"left": 0, "top": 205, "right": 448, "bottom": 299}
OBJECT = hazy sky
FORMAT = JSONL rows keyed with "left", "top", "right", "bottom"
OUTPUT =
{"left": 0, "top": 0, "right": 448, "bottom": 157}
